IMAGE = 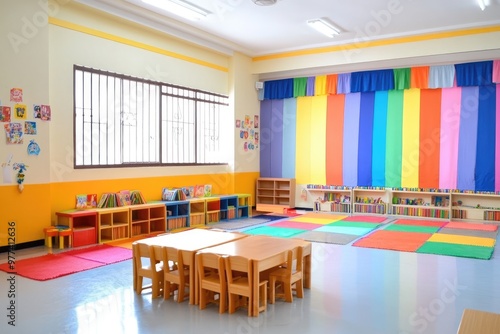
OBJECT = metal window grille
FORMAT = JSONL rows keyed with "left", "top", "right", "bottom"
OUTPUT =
{"left": 74, "top": 65, "right": 228, "bottom": 167}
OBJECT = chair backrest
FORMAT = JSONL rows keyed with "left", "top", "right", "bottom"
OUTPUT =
{"left": 162, "top": 246, "right": 183, "bottom": 273}
{"left": 133, "top": 242, "right": 152, "bottom": 271}
{"left": 224, "top": 255, "right": 252, "bottom": 284}
{"left": 197, "top": 252, "right": 225, "bottom": 282}
{"left": 286, "top": 246, "right": 303, "bottom": 275}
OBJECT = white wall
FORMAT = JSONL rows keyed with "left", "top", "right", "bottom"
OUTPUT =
{"left": 0, "top": 0, "right": 51, "bottom": 185}
{"left": 47, "top": 1, "right": 261, "bottom": 183}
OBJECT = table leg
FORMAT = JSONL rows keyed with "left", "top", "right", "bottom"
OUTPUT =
{"left": 252, "top": 260, "right": 259, "bottom": 317}
{"left": 187, "top": 252, "right": 196, "bottom": 305}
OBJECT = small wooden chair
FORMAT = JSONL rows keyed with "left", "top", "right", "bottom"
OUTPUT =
{"left": 225, "top": 255, "right": 267, "bottom": 316}
{"left": 162, "top": 246, "right": 190, "bottom": 302}
{"left": 132, "top": 243, "right": 164, "bottom": 298}
{"left": 269, "top": 246, "right": 303, "bottom": 304}
{"left": 196, "top": 252, "right": 227, "bottom": 313}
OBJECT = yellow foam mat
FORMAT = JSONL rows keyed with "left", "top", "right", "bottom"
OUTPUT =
{"left": 428, "top": 234, "right": 496, "bottom": 247}
{"left": 290, "top": 216, "right": 342, "bottom": 224}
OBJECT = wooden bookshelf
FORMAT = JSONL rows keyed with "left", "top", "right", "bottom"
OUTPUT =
{"left": 129, "top": 203, "right": 166, "bottom": 237}
{"left": 307, "top": 186, "right": 351, "bottom": 214}
{"left": 353, "top": 188, "right": 388, "bottom": 216}
{"left": 55, "top": 210, "right": 97, "bottom": 247}
{"left": 164, "top": 200, "right": 189, "bottom": 231}
{"left": 96, "top": 207, "right": 130, "bottom": 243}
{"left": 451, "top": 192, "right": 500, "bottom": 223}
{"left": 256, "top": 178, "right": 295, "bottom": 213}
{"left": 390, "top": 190, "right": 450, "bottom": 220}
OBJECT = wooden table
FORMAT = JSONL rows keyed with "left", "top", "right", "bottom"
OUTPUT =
{"left": 198, "top": 235, "right": 312, "bottom": 316}
{"left": 457, "top": 309, "right": 500, "bottom": 334}
{"left": 133, "top": 229, "right": 248, "bottom": 304}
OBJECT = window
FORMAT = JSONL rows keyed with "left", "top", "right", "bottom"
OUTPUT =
{"left": 74, "top": 65, "right": 229, "bottom": 167}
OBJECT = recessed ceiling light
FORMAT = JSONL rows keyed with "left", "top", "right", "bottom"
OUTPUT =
{"left": 307, "top": 18, "right": 341, "bottom": 38}
{"left": 251, "top": 0, "right": 278, "bottom": 5}
{"left": 141, "top": 0, "right": 211, "bottom": 21}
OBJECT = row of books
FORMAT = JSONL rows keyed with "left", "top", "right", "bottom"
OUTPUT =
{"left": 354, "top": 203, "right": 386, "bottom": 214}
{"left": 75, "top": 190, "right": 146, "bottom": 209}
{"left": 167, "top": 217, "right": 187, "bottom": 230}
{"left": 162, "top": 184, "right": 213, "bottom": 201}
{"left": 393, "top": 207, "right": 449, "bottom": 218}
{"left": 355, "top": 197, "right": 384, "bottom": 204}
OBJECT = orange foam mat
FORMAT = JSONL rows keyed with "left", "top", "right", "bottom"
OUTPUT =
{"left": 444, "top": 222, "right": 498, "bottom": 232}
{"left": 353, "top": 230, "right": 433, "bottom": 252}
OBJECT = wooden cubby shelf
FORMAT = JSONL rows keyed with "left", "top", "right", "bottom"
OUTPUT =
{"left": 256, "top": 178, "right": 295, "bottom": 213}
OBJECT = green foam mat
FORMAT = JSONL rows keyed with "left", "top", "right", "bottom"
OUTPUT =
{"left": 385, "top": 224, "right": 440, "bottom": 234}
{"left": 416, "top": 241, "right": 495, "bottom": 260}
{"left": 243, "top": 226, "right": 306, "bottom": 238}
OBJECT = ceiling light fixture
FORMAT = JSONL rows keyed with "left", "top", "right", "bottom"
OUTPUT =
{"left": 141, "top": 0, "right": 211, "bottom": 21}
{"left": 476, "top": 0, "right": 492, "bottom": 10}
{"left": 251, "top": 0, "right": 278, "bottom": 5}
{"left": 307, "top": 18, "right": 341, "bottom": 38}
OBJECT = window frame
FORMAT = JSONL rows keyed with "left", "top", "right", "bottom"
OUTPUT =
{"left": 73, "top": 65, "right": 229, "bottom": 169}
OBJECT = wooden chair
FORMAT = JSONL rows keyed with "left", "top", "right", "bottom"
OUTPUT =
{"left": 196, "top": 252, "right": 227, "bottom": 313}
{"left": 162, "top": 246, "right": 190, "bottom": 302}
{"left": 269, "top": 246, "right": 303, "bottom": 304}
{"left": 132, "top": 243, "right": 164, "bottom": 298}
{"left": 224, "top": 255, "right": 267, "bottom": 316}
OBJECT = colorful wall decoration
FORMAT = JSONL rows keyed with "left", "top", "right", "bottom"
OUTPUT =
{"left": 259, "top": 60, "right": 500, "bottom": 192}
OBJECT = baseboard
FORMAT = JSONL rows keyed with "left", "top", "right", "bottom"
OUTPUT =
{"left": 0, "top": 239, "right": 44, "bottom": 253}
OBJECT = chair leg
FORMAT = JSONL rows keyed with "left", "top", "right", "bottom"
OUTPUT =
{"left": 177, "top": 283, "right": 185, "bottom": 303}
{"left": 164, "top": 281, "right": 171, "bottom": 300}
{"left": 284, "top": 279, "right": 293, "bottom": 303}
{"left": 152, "top": 278, "right": 160, "bottom": 298}
{"left": 136, "top": 276, "right": 143, "bottom": 294}
{"left": 295, "top": 279, "right": 304, "bottom": 299}
{"left": 199, "top": 289, "right": 206, "bottom": 310}
{"left": 219, "top": 289, "right": 227, "bottom": 314}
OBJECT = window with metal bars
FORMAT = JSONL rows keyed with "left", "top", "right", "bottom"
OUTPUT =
{"left": 74, "top": 65, "right": 229, "bottom": 167}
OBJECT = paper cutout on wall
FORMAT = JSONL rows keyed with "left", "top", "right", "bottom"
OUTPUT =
{"left": 33, "top": 105, "right": 41, "bottom": 118}
{"left": 0, "top": 106, "right": 11, "bottom": 122}
{"left": 24, "top": 121, "right": 37, "bottom": 135}
{"left": 14, "top": 104, "right": 27, "bottom": 119}
{"left": 4, "top": 123, "right": 23, "bottom": 144}
{"left": 10, "top": 88, "right": 23, "bottom": 102}
{"left": 40, "top": 105, "right": 51, "bottom": 121}
{"left": 27, "top": 140, "right": 40, "bottom": 156}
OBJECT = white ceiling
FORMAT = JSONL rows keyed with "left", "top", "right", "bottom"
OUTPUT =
{"left": 75, "top": 0, "right": 500, "bottom": 57}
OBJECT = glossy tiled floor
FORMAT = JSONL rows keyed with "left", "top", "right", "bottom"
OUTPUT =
{"left": 1, "top": 228, "right": 500, "bottom": 334}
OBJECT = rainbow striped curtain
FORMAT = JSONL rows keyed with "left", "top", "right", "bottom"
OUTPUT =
{"left": 260, "top": 60, "right": 500, "bottom": 192}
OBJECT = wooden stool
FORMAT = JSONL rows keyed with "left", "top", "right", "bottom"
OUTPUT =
{"left": 44, "top": 227, "right": 59, "bottom": 248}
{"left": 58, "top": 229, "right": 72, "bottom": 249}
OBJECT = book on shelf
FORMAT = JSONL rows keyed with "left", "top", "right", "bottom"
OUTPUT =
{"left": 204, "top": 184, "right": 212, "bottom": 197}
{"left": 162, "top": 188, "right": 178, "bottom": 201}
{"left": 118, "top": 190, "right": 131, "bottom": 206}
{"left": 75, "top": 193, "right": 98, "bottom": 209}
{"left": 75, "top": 194, "right": 87, "bottom": 209}
{"left": 130, "top": 190, "right": 146, "bottom": 205}
{"left": 194, "top": 185, "right": 205, "bottom": 198}
{"left": 97, "top": 193, "right": 119, "bottom": 208}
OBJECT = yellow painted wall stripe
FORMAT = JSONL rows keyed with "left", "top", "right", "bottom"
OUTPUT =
{"left": 49, "top": 17, "right": 229, "bottom": 73}
{"left": 253, "top": 25, "right": 500, "bottom": 62}
{"left": 401, "top": 88, "right": 420, "bottom": 187}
